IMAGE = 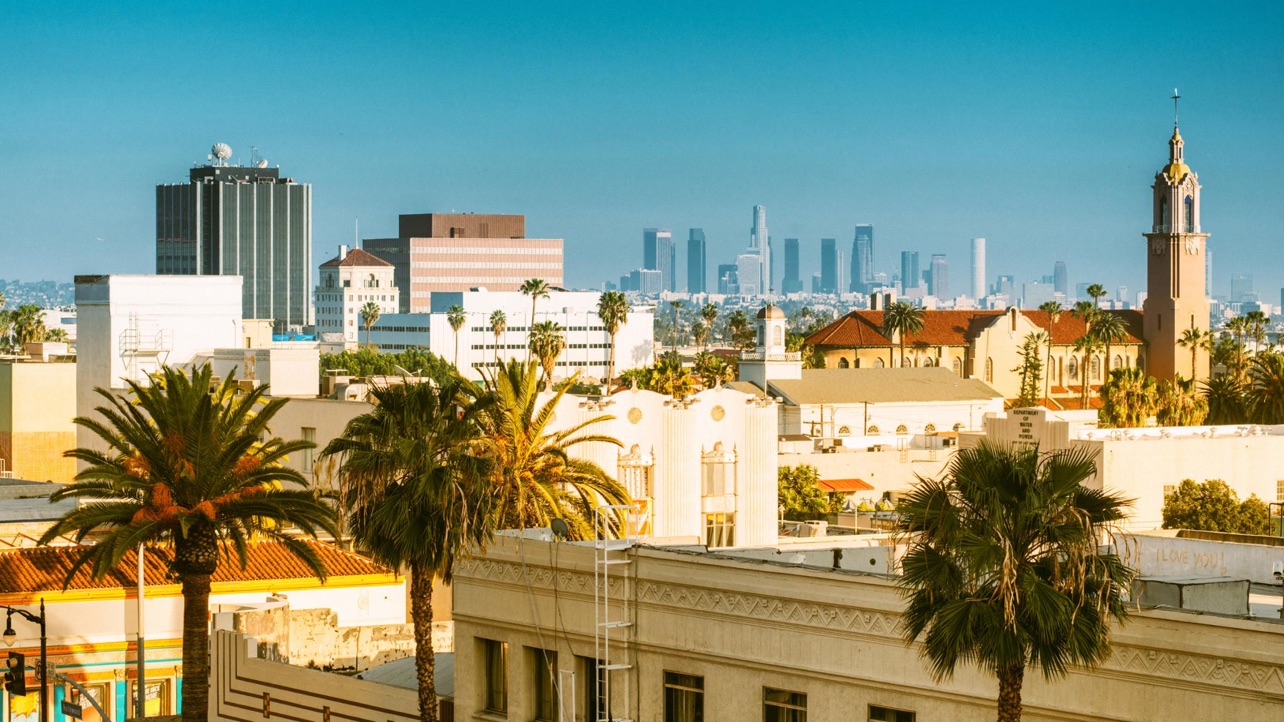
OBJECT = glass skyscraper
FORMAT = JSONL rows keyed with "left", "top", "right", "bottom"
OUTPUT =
{"left": 687, "top": 228, "right": 706, "bottom": 294}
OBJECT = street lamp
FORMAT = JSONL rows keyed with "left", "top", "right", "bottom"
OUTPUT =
{"left": 2, "top": 599, "right": 47, "bottom": 722}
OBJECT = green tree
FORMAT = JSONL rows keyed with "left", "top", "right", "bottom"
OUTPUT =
{"left": 724, "top": 310, "right": 755, "bottom": 351}
{"left": 1162, "top": 479, "right": 1271, "bottom": 534}
{"left": 778, "top": 464, "right": 839, "bottom": 520}
{"left": 1013, "top": 332, "right": 1044, "bottom": 408}
{"left": 528, "top": 320, "right": 566, "bottom": 390}
{"left": 1237, "top": 495, "right": 1274, "bottom": 536}
{"left": 691, "top": 320, "right": 708, "bottom": 349}
{"left": 1091, "top": 312, "right": 1127, "bottom": 377}
{"left": 1208, "top": 333, "right": 1240, "bottom": 377}
{"left": 1098, "top": 367, "right": 1157, "bottom": 428}
{"left": 1072, "top": 333, "right": 1102, "bottom": 409}
{"left": 1246, "top": 351, "right": 1284, "bottom": 424}
{"left": 1202, "top": 373, "right": 1248, "bottom": 425}
{"left": 693, "top": 351, "right": 734, "bottom": 389}
{"left": 1177, "top": 326, "right": 1208, "bottom": 381}
{"left": 882, "top": 301, "right": 926, "bottom": 368}
{"left": 480, "top": 359, "right": 629, "bottom": 539}
{"left": 897, "top": 442, "right": 1133, "bottom": 722}
{"left": 1244, "top": 310, "right": 1269, "bottom": 351}
{"left": 360, "top": 301, "right": 381, "bottom": 347}
{"left": 1085, "top": 283, "right": 1106, "bottom": 308}
{"left": 322, "top": 375, "right": 490, "bottom": 722}
{"left": 669, "top": 299, "right": 686, "bottom": 351}
{"left": 42, "top": 365, "right": 338, "bottom": 722}
{"left": 1225, "top": 316, "right": 1249, "bottom": 377}
{"left": 520, "top": 278, "right": 552, "bottom": 360}
{"left": 1038, "top": 301, "right": 1064, "bottom": 400}
{"left": 447, "top": 304, "right": 466, "bottom": 368}
{"left": 649, "top": 351, "right": 695, "bottom": 398}
{"left": 11, "top": 304, "right": 46, "bottom": 347}
{"left": 1155, "top": 376, "right": 1208, "bottom": 426}
{"left": 319, "top": 348, "right": 453, "bottom": 381}
{"left": 597, "top": 290, "right": 629, "bottom": 385}
{"left": 700, "top": 303, "right": 719, "bottom": 346}
{"left": 489, "top": 309, "right": 507, "bottom": 363}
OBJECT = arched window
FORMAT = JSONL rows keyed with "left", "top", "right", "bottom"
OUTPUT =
{"left": 924, "top": 423, "right": 936, "bottom": 434}
{"left": 1090, "top": 355, "right": 1101, "bottom": 380}
{"left": 838, "top": 357, "right": 850, "bottom": 368}
{"left": 866, "top": 425, "right": 880, "bottom": 435}
{"left": 1114, "top": 354, "right": 1123, "bottom": 370}
{"left": 1184, "top": 195, "right": 1194, "bottom": 232}
{"left": 1159, "top": 196, "right": 1169, "bottom": 230}
{"left": 1068, "top": 356, "right": 1079, "bottom": 380}
{"left": 952, "top": 422, "right": 965, "bottom": 432}
{"left": 896, "top": 424, "right": 908, "bottom": 434}
{"left": 952, "top": 357, "right": 962, "bottom": 376}
{"left": 838, "top": 425, "right": 851, "bottom": 435}
{"left": 985, "top": 358, "right": 994, "bottom": 383}
{"left": 773, "top": 325, "right": 783, "bottom": 346}
{"left": 922, "top": 357, "right": 934, "bottom": 367}
{"left": 874, "top": 357, "right": 885, "bottom": 368}
{"left": 1137, "top": 354, "right": 1145, "bottom": 370}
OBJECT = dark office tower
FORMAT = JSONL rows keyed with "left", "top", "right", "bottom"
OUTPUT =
{"left": 717, "top": 264, "right": 739, "bottom": 295}
{"left": 156, "top": 143, "right": 312, "bottom": 329}
{"left": 929, "top": 254, "right": 949, "bottom": 298}
{"left": 820, "top": 238, "right": 838, "bottom": 293}
{"left": 1053, "top": 261, "right": 1068, "bottom": 295}
{"left": 900, "top": 251, "right": 920, "bottom": 293}
{"left": 782, "top": 238, "right": 802, "bottom": 294}
{"left": 643, "top": 228, "right": 675, "bottom": 292}
{"left": 687, "top": 228, "right": 707, "bottom": 293}
{"left": 851, "top": 224, "right": 874, "bottom": 293}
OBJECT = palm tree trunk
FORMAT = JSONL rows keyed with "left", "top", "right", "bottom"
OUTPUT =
{"left": 1044, "top": 344, "right": 1053, "bottom": 403}
{"left": 454, "top": 333, "right": 460, "bottom": 368}
{"left": 527, "top": 300, "right": 537, "bottom": 361}
{"left": 996, "top": 664, "right": 1024, "bottom": 722}
{"left": 410, "top": 564, "right": 439, "bottom": 722}
{"left": 180, "top": 573, "right": 213, "bottom": 722}
{"left": 608, "top": 331, "right": 617, "bottom": 387}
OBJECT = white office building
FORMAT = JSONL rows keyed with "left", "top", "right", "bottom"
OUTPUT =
{"left": 314, "top": 246, "right": 401, "bottom": 344}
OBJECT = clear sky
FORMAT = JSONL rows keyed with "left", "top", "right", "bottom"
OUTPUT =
{"left": 2, "top": 2, "right": 1282, "bottom": 300}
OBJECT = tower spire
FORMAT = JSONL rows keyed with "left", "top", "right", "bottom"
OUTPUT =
{"left": 1171, "top": 88, "right": 1181, "bottom": 128}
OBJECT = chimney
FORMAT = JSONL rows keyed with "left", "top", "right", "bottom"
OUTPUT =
{"left": 339, "top": 244, "right": 349, "bottom": 260}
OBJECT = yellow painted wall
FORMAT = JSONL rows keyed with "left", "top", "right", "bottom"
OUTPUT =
{"left": 0, "top": 362, "right": 77, "bottom": 482}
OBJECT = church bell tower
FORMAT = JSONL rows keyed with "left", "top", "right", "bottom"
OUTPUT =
{"left": 1142, "top": 91, "right": 1209, "bottom": 382}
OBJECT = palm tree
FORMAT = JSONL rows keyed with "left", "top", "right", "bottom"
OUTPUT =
{"left": 883, "top": 301, "right": 926, "bottom": 368}
{"left": 528, "top": 320, "right": 566, "bottom": 390}
{"left": 669, "top": 299, "right": 686, "bottom": 351}
{"left": 480, "top": 359, "right": 629, "bottom": 540}
{"left": 447, "top": 304, "right": 466, "bottom": 368}
{"left": 725, "top": 310, "right": 754, "bottom": 351}
{"left": 1225, "top": 316, "right": 1249, "bottom": 377}
{"left": 1203, "top": 373, "right": 1248, "bottom": 424}
{"left": 1247, "top": 351, "right": 1284, "bottom": 424}
{"left": 520, "top": 278, "right": 552, "bottom": 360}
{"left": 1156, "top": 376, "right": 1208, "bottom": 426}
{"left": 41, "top": 365, "right": 339, "bottom": 722}
{"left": 1085, "top": 283, "right": 1106, "bottom": 308}
{"left": 896, "top": 441, "right": 1133, "bottom": 722}
{"left": 701, "top": 303, "right": 719, "bottom": 348}
{"left": 489, "top": 309, "right": 507, "bottom": 367}
{"left": 11, "top": 304, "right": 46, "bottom": 347}
{"left": 1177, "top": 326, "right": 1207, "bottom": 380}
{"left": 650, "top": 351, "right": 695, "bottom": 398}
{"left": 1244, "top": 310, "right": 1269, "bottom": 352}
{"left": 1038, "top": 301, "right": 1064, "bottom": 399}
{"left": 360, "top": 301, "right": 381, "bottom": 347}
{"left": 597, "top": 290, "right": 629, "bottom": 385}
{"left": 693, "top": 350, "right": 733, "bottom": 389}
{"left": 1072, "top": 334, "right": 1102, "bottom": 409}
{"left": 322, "top": 376, "right": 491, "bottom": 722}
{"left": 1099, "top": 367, "right": 1157, "bottom": 428}
{"left": 1091, "top": 312, "right": 1127, "bottom": 376}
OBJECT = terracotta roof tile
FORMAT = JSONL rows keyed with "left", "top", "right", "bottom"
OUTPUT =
{"left": 320, "top": 248, "right": 393, "bottom": 268}
{"left": 805, "top": 309, "right": 1144, "bottom": 348}
{"left": 0, "top": 540, "right": 391, "bottom": 594}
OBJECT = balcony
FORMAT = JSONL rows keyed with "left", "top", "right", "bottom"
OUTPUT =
{"left": 739, "top": 350, "right": 802, "bottom": 362}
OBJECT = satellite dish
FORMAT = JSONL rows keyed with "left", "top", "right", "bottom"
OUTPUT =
{"left": 550, "top": 518, "right": 570, "bottom": 540}
{"left": 256, "top": 159, "right": 268, "bottom": 168}
{"left": 211, "top": 143, "right": 233, "bottom": 162}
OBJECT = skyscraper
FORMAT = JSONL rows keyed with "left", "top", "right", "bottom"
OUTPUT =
{"left": 1053, "top": 261, "right": 1068, "bottom": 295}
{"left": 750, "top": 205, "right": 769, "bottom": 294}
{"left": 687, "top": 228, "right": 706, "bottom": 294}
{"left": 970, "top": 237, "right": 986, "bottom": 299}
{"left": 717, "top": 264, "right": 739, "bottom": 295}
{"left": 1231, "top": 274, "right": 1254, "bottom": 303}
{"left": 782, "top": 238, "right": 802, "bottom": 294}
{"left": 736, "top": 253, "right": 763, "bottom": 296}
{"left": 929, "top": 254, "right": 948, "bottom": 298}
{"left": 643, "top": 228, "right": 675, "bottom": 292}
{"left": 820, "top": 239, "right": 838, "bottom": 294}
{"left": 156, "top": 143, "right": 312, "bottom": 328}
{"left": 851, "top": 224, "right": 874, "bottom": 293}
{"left": 900, "top": 251, "right": 920, "bottom": 294}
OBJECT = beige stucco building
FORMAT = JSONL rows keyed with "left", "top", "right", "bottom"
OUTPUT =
{"left": 0, "top": 356, "right": 76, "bottom": 482}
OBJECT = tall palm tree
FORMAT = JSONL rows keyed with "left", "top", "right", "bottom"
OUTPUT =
{"left": 1099, "top": 366, "right": 1157, "bottom": 428}
{"left": 669, "top": 299, "right": 686, "bottom": 351}
{"left": 650, "top": 351, "right": 695, "bottom": 399}
{"left": 1244, "top": 310, "right": 1269, "bottom": 352}
{"left": 11, "top": 304, "right": 46, "bottom": 347}
{"left": 361, "top": 301, "right": 381, "bottom": 347}
{"left": 520, "top": 278, "right": 552, "bottom": 360}
{"left": 701, "top": 303, "right": 719, "bottom": 348}
{"left": 1203, "top": 373, "right": 1248, "bottom": 424}
{"left": 1177, "top": 326, "right": 1207, "bottom": 381}
{"left": 896, "top": 441, "right": 1133, "bottom": 722}
{"left": 1072, "top": 334, "right": 1102, "bottom": 409}
{"left": 597, "top": 290, "right": 629, "bottom": 385}
{"left": 1090, "top": 312, "right": 1127, "bottom": 376}
{"left": 1085, "top": 283, "right": 1107, "bottom": 309}
{"left": 1156, "top": 376, "right": 1208, "bottom": 427}
{"left": 41, "top": 365, "right": 338, "bottom": 722}
{"left": 725, "top": 310, "right": 754, "bottom": 351}
{"left": 882, "top": 301, "right": 926, "bottom": 368}
{"left": 1247, "top": 351, "right": 1284, "bottom": 424}
{"left": 691, "top": 320, "right": 708, "bottom": 349}
{"left": 1225, "top": 316, "right": 1249, "bottom": 377}
{"left": 479, "top": 359, "right": 629, "bottom": 539}
{"left": 489, "top": 309, "right": 507, "bottom": 367}
{"left": 322, "top": 376, "right": 491, "bottom": 722}
{"left": 447, "top": 304, "right": 466, "bottom": 368}
{"left": 1038, "top": 301, "right": 1064, "bottom": 400}
{"left": 528, "top": 320, "right": 566, "bottom": 390}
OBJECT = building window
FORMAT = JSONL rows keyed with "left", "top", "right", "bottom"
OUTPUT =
{"left": 704, "top": 512, "right": 735, "bottom": 548}
{"left": 838, "top": 425, "right": 851, "bottom": 435}
{"left": 1184, "top": 195, "right": 1194, "bottom": 232}
{"left": 481, "top": 638, "right": 508, "bottom": 713}
{"left": 664, "top": 672, "right": 704, "bottom": 722}
{"left": 67, "top": 682, "right": 111, "bottom": 722}
{"left": 924, "top": 423, "right": 936, "bottom": 434}
{"left": 129, "top": 680, "right": 171, "bottom": 718}
{"left": 1163, "top": 484, "right": 1176, "bottom": 499}
{"left": 580, "top": 657, "right": 606, "bottom": 722}
{"left": 953, "top": 422, "right": 965, "bottom": 432}
{"left": 1068, "top": 356, "right": 1079, "bottom": 380}
{"left": 1090, "top": 356, "right": 1101, "bottom": 381}
{"left": 896, "top": 425, "right": 908, "bottom": 434}
{"left": 531, "top": 648, "right": 558, "bottom": 722}
{"left": 1276, "top": 480, "right": 1284, "bottom": 503}
{"left": 984, "top": 357, "right": 993, "bottom": 382}
{"left": 1114, "top": 354, "right": 1123, "bottom": 370}
{"left": 301, "top": 427, "right": 316, "bottom": 475}
{"left": 763, "top": 688, "right": 807, "bottom": 722}
{"left": 874, "top": 357, "right": 885, "bottom": 368}
{"left": 867, "top": 425, "right": 880, "bottom": 434}
{"left": 838, "top": 357, "right": 850, "bottom": 368}
{"left": 952, "top": 357, "right": 962, "bottom": 376}
{"left": 869, "top": 705, "right": 916, "bottom": 722}
{"left": 702, "top": 444, "right": 736, "bottom": 496}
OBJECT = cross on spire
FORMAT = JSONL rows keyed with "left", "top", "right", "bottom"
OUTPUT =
{"left": 1172, "top": 88, "right": 1181, "bottom": 128}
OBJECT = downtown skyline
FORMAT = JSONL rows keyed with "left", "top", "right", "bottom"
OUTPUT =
{"left": 2, "top": 3, "right": 1282, "bottom": 298}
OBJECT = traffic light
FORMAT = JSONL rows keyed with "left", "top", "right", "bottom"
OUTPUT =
{"left": 4, "top": 651, "right": 25, "bottom": 696}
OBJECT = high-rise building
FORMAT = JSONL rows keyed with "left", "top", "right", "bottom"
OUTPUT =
{"left": 643, "top": 228, "right": 675, "bottom": 292}
{"left": 630, "top": 268, "right": 663, "bottom": 295}
{"left": 835, "top": 250, "right": 846, "bottom": 298}
{"left": 900, "top": 252, "right": 920, "bottom": 295}
{"left": 994, "top": 275, "right": 1015, "bottom": 298}
{"left": 782, "top": 238, "right": 802, "bottom": 294}
{"left": 1053, "top": 261, "right": 1068, "bottom": 295}
{"left": 928, "top": 254, "right": 948, "bottom": 299}
{"left": 1231, "top": 274, "right": 1254, "bottom": 303}
{"left": 810, "top": 273, "right": 822, "bottom": 294}
{"left": 156, "top": 143, "right": 312, "bottom": 329}
{"left": 1142, "top": 111, "right": 1209, "bottom": 381}
{"left": 717, "top": 264, "right": 739, "bottom": 295}
{"left": 736, "top": 253, "right": 763, "bottom": 296}
{"left": 750, "top": 205, "right": 770, "bottom": 295}
{"left": 365, "top": 213, "right": 563, "bottom": 313}
{"left": 314, "top": 246, "right": 400, "bottom": 344}
{"left": 851, "top": 224, "right": 874, "bottom": 293}
{"left": 687, "top": 229, "right": 707, "bottom": 294}
{"left": 820, "top": 239, "right": 838, "bottom": 294}
{"left": 970, "top": 237, "right": 986, "bottom": 299}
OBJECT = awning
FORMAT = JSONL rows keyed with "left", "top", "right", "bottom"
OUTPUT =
{"left": 817, "top": 478, "right": 875, "bottom": 493}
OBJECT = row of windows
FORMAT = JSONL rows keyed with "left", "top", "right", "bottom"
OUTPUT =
{"left": 413, "top": 246, "right": 562, "bottom": 255}
{"left": 476, "top": 642, "right": 916, "bottom": 722}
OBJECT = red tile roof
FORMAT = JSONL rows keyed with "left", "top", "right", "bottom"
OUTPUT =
{"left": 805, "top": 309, "right": 1144, "bottom": 349}
{"left": 0, "top": 540, "right": 392, "bottom": 594}
{"left": 320, "top": 248, "right": 393, "bottom": 268}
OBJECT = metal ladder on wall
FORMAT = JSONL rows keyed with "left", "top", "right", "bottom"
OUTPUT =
{"left": 593, "top": 504, "right": 634, "bottom": 722}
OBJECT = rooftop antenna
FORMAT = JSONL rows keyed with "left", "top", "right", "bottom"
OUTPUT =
{"left": 250, "top": 145, "right": 263, "bottom": 167}
{"left": 1171, "top": 88, "right": 1181, "bottom": 128}
{"left": 355, "top": 218, "right": 359, "bottom": 249}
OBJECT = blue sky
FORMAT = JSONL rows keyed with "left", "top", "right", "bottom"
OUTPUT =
{"left": 2, "top": 2, "right": 1282, "bottom": 299}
